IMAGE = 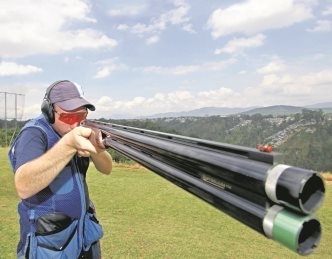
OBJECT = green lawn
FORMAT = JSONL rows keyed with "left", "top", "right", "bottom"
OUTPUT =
{"left": 0, "top": 147, "right": 331, "bottom": 259}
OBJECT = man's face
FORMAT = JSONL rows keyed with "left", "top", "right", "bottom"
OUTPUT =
{"left": 52, "top": 104, "right": 88, "bottom": 136}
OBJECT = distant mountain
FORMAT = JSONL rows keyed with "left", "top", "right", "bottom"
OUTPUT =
{"left": 241, "top": 105, "right": 305, "bottom": 116}
{"left": 305, "top": 102, "right": 332, "bottom": 109}
{"left": 147, "top": 106, "right": 258, "bottom": 118}
{"left": 242, "top": 103, "right": 332, "bottom": 116}
{"left": 143, "top": 102, "right": 332, "bottom": 119}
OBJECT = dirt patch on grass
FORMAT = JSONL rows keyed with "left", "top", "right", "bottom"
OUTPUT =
{"left": 113, "top": 163, "right": 146, "bottom": 170}
{"left": 321, "top": 173, "right": 332, "bottom": 184}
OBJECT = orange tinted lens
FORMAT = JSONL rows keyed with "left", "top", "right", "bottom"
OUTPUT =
{"left": 59, "top": 112, "right": 87, "bottom": 124}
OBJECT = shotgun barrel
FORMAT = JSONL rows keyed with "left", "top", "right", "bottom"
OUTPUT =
{"left": 81, "top": 119, "right": 325, "bottom": 255}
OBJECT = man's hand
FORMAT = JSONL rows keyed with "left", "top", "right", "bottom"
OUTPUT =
{"left": 88, "top": 128, "right": 106, "bottom": 153}
{"left": 63, "top": 126, "right": 97, "bottom": 157}
{"left": 79, "top": 125, "right": 112, "bottom": 174}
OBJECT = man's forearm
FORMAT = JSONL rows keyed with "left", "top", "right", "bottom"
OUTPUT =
{"left": 91, "top": 150, "right": 112, "bottom": 174}
{"left": 15, "top": 138, "right": 77, "bottom": 199}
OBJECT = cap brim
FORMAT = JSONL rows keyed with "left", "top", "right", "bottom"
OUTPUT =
{"left": 56, "top": 97, "right": 95, "bottom": 111}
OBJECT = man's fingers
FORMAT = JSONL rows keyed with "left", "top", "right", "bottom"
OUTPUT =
{"left": 77, "top": 150, "right": 91, "bottom": 157}
{"left": 64, "top": 126, "right": 98, "bottom": 155}
{"left": 76, "top": 126, "right": 92, "bottom": 138}
{"left": 96, "top": 131, "right": 106, "bottom": 149}
{"left": 79, "top": 138, "right": 97, "bottom": 154}
{"left": 89, "top": 129, "right": 105, "bottom": 150}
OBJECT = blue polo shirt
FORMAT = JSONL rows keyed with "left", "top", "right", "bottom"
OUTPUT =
{"left": 12, "top": 127, "right": 47, "bottom": 173}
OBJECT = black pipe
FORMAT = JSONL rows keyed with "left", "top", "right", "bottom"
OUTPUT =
{"left": 92, "top": 122, "right": 324, "bottom": 214}
{"left": 110, "top": 135, "right": 268, "bottom": 207}
{"left": 88, "top": 120, "right": 275, "bottom": 163}
{"left": 104, "top": 138, "right": 322, "bottom": 256}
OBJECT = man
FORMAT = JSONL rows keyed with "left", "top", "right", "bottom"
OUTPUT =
{"left": 8, "top": 80, "right": 112, "bottom": 259}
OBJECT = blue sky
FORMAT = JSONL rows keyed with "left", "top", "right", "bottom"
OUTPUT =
{"left": 0, "top": 0, "right": 331, "bottom": 119}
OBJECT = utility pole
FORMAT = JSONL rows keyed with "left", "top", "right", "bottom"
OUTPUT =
{"left": 4, "top": 92, "right": 7, "bottom": 146}
{"left": 0, "top": 91, "right": 25, "bottom": 146}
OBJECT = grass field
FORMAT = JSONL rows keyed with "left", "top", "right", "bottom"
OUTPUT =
{"left": 0, "top": 147, "right": 331, "bottom": 259}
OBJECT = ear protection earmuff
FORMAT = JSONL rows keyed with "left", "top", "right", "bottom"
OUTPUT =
{"left": 41, "top": 80, "right": 70, "bottom": 124}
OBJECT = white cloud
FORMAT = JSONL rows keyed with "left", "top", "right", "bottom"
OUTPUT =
{"left": 207, "top": 0, "right": 313, "bottom": 38}
{"left": 64, "top": 56, "right": 83, "bottom": 63}
{"left": 93, "top": 87, "right": 241, "bottom": 117}
{"left": 197, "top": 87, "right": 238, "bottom": 102}
{"left": 160, "top": 0, "right": 191, "bottom": 25}
{"left": 143, "top": 65, "right": 198, "bottom": 75}
{"left": 94, "top": 58, "right": 236, "bottom": 79}
{"left": 94, "top": 68, "right": 332, "bottom": 117}
{"left": 0, "top": 61, "right": 42, "bottom": 76}
{"left": 312, "top": 53, "right": 326, "bottom": 60}
{"left": 94, "top": 90, "right": 193, "bottom": 116}
{"left": 256, "top": 58, "right": 332, "bottom": 96}
{"left": 215, "top": 34, "right": 265, "bottom": 54}
{"left": 146, "top": 35, "right": 160, "bottom": 45}
{"left": 203, "top": 59, "right": 237, "bottom": 71}
{"left": 257, "top": 58, "right": 286, "bottom": 74}
{"left": 0, "top": 0, "right": 117, "bottom": 58}
{"left": 116, "top": 24, "right": 130, "bottom": 31}
{"left": 142, "top": 59, "right": 236, "bottom": 75}
{"left": 116, "top": 0, "right": 194, "bottom": 39}
{"left": 182, "top": 23, "right": 195, "bottom": 33}
{"left": 307, "top": 20, "right": 332, "bottom": 32}
{"left": 322, "top": 6, "right": 332, "bottom": 16}
{"left": 300, "top": 69, "right": 332, "bottom": 85}
{"left": 96, "top": 96, "right": 113, "bottom": 106}
{"left": 261, "top": 74, "right": 293, "bottom": 88}
{"left": 16, "top": 66, "right": 332, "bottom": 119}
{"left": 108, "top": 5, "right": 146, "bottom": 17}
{"left": 61, "top": 29, "right": 117, "bottom": 50}
{"left": 258, "top": 69, "right": 332, "bottom": 96}
{"left": 94, "top": 58, "right": 127, "bottom": 79}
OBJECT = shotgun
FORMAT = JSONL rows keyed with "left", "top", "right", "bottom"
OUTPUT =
{"left": 82, "top": 119, "right": 325, "bottom": 256}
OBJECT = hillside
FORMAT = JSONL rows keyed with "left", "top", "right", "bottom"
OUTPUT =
{"left": 146, "top": 106, "right": 257, "bottom": 118}
{"left": 1, "top": 109, "right": 331, "bottom": 171}
{"left": 240, "top": 105, "right": 304, "bottom": 116}
{"left": 146, "top": 103, "right": 332, "bottom": 118}
{"left": 306, "top": 101, "right": 332, "bottom": 108}
{"left": 111, "top": 109, "right": 332, "bottom": 171}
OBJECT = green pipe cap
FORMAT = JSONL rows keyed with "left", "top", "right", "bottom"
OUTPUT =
{"left": 272, "top": 208, "right": 321, "bottom": 255}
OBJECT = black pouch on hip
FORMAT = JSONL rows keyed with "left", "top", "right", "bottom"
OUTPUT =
{"left": 35, "top": 212, "right": 73, "bottom": 236}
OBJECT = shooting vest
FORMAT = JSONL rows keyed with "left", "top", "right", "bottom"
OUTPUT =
{"left": 9, "top": 115, "right": 103, "bottom": 259}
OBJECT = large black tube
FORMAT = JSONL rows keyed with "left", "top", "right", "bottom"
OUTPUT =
{"left": 105, "top": 138, "right": 322, "bottom": 256}
{"left": 111, "top": 135, "right": 268, "bottom": 207}
{"left": 107, "top": 138, "right": 265, "bottom": 232}
{"left": 89, "top": 121, "right": 324, "bottom": 214}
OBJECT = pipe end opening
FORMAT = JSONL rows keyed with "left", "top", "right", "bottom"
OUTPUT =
{"left": 300, "top": 174, "right": 325, "bottom": 213}
{"left": 297, "top": 218, "right": 321, "bottom": 255}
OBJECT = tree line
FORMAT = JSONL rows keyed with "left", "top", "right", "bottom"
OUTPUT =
{"left": 1, "top": 109, "right": 331, "bottom": 171}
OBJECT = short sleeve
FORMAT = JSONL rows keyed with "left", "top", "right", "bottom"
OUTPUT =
{"left": 13, "top": 127, "right": 48, "bottom": 173}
